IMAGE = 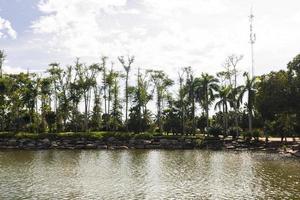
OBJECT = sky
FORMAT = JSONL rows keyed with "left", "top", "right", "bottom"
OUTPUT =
{"left": 0, "top": 0, "right": 300, "bottom": 78}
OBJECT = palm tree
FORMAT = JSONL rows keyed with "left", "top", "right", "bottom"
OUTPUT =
{"left": 0, "top": 50, "right": 6, "bottom": 131}
{"left": 118, "top": 55, "right": 134, "bottom": 130}
{"left": 40, "top": 77, "right": 52, "bottom": 132}
{"left": 0, "top": 50, "right": 5, "bottom": 78}
{"left": 215, "top": 85, "right": 232, "bottom": 135}
{"left": 106, "top": 64, "right": 115, "bottom": 115}
{"left": 111, "top": 71, "right": 123, "bottom": 131}
{"left": 149, "top": 70, "right": 174, "bottom": 134}
{"left": 239, "top": 72, "right": 258, "bottom": 134}
{"left": 184, "top": 67, "right": 196, "bottom": 134}
{"left": 178, "top": 70, "right": 185, "bottom": 135}
{"left": 101, "top": 57, "right": 108, "bottom": 115}
{"left": 195, "top": 73, "right": 219, "bottom": 128}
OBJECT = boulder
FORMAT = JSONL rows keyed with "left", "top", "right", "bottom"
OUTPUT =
{"left": 144, "top": 144, "right": 161, "bottom": 149}
{"left": 97, "top": 145, "right": 108, "bottom": 149}
{"left": 226, "top": 145, "right": 236, "bottom": 150}
{"left": 143, "top": 140, "right": 152, "bottom": 145}
{"left": 159, "top": 139, "right": 170, "bottom": 145}
{"left": 114, "top": 146, "right": 129, "bottom": 149}
{"left": 107, "top": 137, "right": 116, "bottom": 143}
{"left": 51, "top": 141, "right": 58, "bottom": 148}
{"left": 134, "top": 144, "right": 145, "bottom": 149}
{"left": 184, "top": 139, "right": 192, "bottom": 144}
{"left": 8, "top": 139, "right": 17, "bottom": 146}
{"left": 291, "top": 144, "right": 300, "bottom": 151}
{"left": 76, "top": 140, "right": 85, "bottom": 145}
{"left": 293, "top": 151, "right": 300, "bottom": 157}
{"left": 41, "top": 138, "right": 50, "bottom": 145}
{"left": 26, "top": 142, "right": 36, "bottom": 148}
{"left": 75, "top": 144, "right": 85, "bottom": 149}
{"left": 85, "top": 143, "right": 97, "bottom": 149}
{"left": 129, "top": 139, "right": 136, "bottom": 145}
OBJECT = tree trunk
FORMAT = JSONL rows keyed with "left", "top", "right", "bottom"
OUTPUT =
{"left": 157, "top": 92, "right": 162, "bottom": 134}
{"left": 224, "top": 103, "right": 228, "bottom": 137}
{"left": 192, "top": 95, "right": 195, "bottom": 135}
{"left": 248, "top": 109, "right": 252, "bottom": 133}
{"left": 248, "top": 90, "right": 253, "bottom": 138}
{"left": 84, "top": 93, "right": 88, "bottom": 132}
{"left": 205, "top": 89, "right": 209, "bottom": 128}
{"left": 103, "top": 67, "right": 107, "bottom": 115}
{"left": 233, "top": 100, "right": 239, "bottom": 139}
{"left": 235, "top": 112, "right": 239, "bottom": 138}
{"left": 179, "top": 79, "right": 185, "bottom": 135}
{"left": 108, "top": 85, "right": 111, "bottom": 114}
{"left": 206, "top": 105, "right": 209, "bottom": 128}
{"left": 125, "top": 73, "right": 129, "bottom": 131}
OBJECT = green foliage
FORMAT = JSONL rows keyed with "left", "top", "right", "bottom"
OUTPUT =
{"left": 127, "top": 71, "right": 153, "bottom": 133}
{"left": 163, "top": 103, "right": 181, "bottom": 134}
{"left": 102, "top": 132, "right": 134, "bottom": 140}
{"left": 128, "top": 106, "right": 152, "bottom": 133}
{"left": 148, "top": 70, "right": 174, "bottom": 133}
{"left": 133, "top": 132, "right": 154, "bottom": 140}
{"left": 196, "top": 115, "right": 207, "bottom": 133}
{"left": 252, "top": 129, "right": 262, "bottom": 141}
{"left": 206, "top": 125, "right": 222, "bottom": 138}
{"left": 0, "top": 49, "right": 300, "bottom": 142}
{"left": 242, "top": 131, "right": 252, "bottom": 141}
{"left": 228, "top": 126, "right": 242, "bottom": 138}
{"left": 57, "top": 132, "right": 104, "bottom": 139}
{"left": 241, "top": 129, "right": 262, "bottom": 142}
{"left": 0, "top": 132, "right": 15, "bottom": 138}
{"left": 194, "top": 73, "right": 219, "bottom": 127}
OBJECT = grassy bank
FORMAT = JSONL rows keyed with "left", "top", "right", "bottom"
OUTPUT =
{"left": 0, "top": 131, "right": 202, "bottom": 141}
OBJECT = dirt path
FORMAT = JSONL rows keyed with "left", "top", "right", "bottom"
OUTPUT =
{"left": 259, "top": 137, "right": 300, "bottom": 142}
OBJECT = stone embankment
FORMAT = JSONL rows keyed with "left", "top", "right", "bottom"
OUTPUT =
{"left": 201, "top": 138, "right": 300, "bottom": 157}
{"left": 0, "top": 136, "right": 299, "bottom": 158}
{"left": 0, "top": 137, "right": 197, "bottom": 150}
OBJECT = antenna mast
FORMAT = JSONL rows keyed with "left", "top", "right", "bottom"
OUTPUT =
{"left": 249, "top": 7, "right": 256, "bottom": 78}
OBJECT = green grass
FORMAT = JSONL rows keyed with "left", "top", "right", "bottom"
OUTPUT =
{"left": 0, "top": 131, "right": 204, "bottom": 140}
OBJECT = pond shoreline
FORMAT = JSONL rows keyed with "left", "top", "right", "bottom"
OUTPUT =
{"left": 0, "top": 136, "right": 299, "bottom": 157}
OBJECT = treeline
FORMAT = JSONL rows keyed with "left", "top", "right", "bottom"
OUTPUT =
{"left": 0, "top": 50, "right": 299, "bottom": 141}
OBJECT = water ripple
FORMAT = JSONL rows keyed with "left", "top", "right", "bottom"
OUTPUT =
{"left": 0, "top": 150, "right": 299, "bottom": 199}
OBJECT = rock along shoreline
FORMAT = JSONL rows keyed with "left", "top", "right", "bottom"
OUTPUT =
{"left": 0, "top": 136, "right": 299, "bottom": 158}
{"left": 0, "top": 136, "right": 197, "bottom": 150}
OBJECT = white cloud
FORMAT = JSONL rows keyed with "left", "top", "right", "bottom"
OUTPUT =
{"left": 0, "top": 17, "right": 17, "bottom": 39}
{"left": 3, "top": 64, "right": 26, "bottom": 74}
{"left": 30, "top": 0, "right": 300, "bottom": 77}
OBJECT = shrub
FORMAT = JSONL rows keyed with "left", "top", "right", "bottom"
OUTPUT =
{"left": 56, "top": 132, "right": 104, "bottom": 140}
{"left": 133, "top": 132, "right": 154, "bottom": 140}
{"left": 102, "top": 132, "right": 134, "bottom": 141}
{"left": 0, "top": 132, "right": 16, "bottom": 138}
{"left": 228, "top": 126, "right": 243, "bottom": 139}
{"left": 206, "top": 125, "right": 222, "bottom": 138}
{"left": 252, "top": 129, "right": 262, "bottom": 141}
{"left": 242, "top": 131, "right": 252, "bottom": 142}
{"left": 15, "top": 132, "right": 40, "bottom": 139}
{"left": 242, "top": 129, "right": 262, "bottom": 142}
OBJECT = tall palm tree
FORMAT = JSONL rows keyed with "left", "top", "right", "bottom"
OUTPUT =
{"left": 111, "top": 71, "right": 123, "bottom": 131}
{"left": 118, "top": 55, "right": 134, "bottom": 130}
{"left": 101, "top": 56, "right": 108, "bottom": 115}
{"left": 195, "top": 73, "right": 219, "bottom": 127}
{"left": 184, "top": 67, "right": 196, "bottom": 134}
{"left": 215, "top": 85, "right": 232, "bottom": 135}
{"left": 149, "top": 70, "right": 173, "bottom": 134}
{"left": 0, "top": 50, "right": 5, "bottom": 78}
{"left": 0, "top": 50, "right": 6, "bottom": 131}
{"left": 239, "top": 72, "right": 258, "bottom": 133}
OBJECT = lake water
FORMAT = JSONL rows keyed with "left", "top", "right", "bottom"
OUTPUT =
{"left": 0, "top": 150, "right": 299, "bottom": 200}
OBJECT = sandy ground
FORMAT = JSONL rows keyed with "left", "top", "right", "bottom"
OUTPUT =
{"left": 259, "top": 137, "right": 300, "bottom": 142}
